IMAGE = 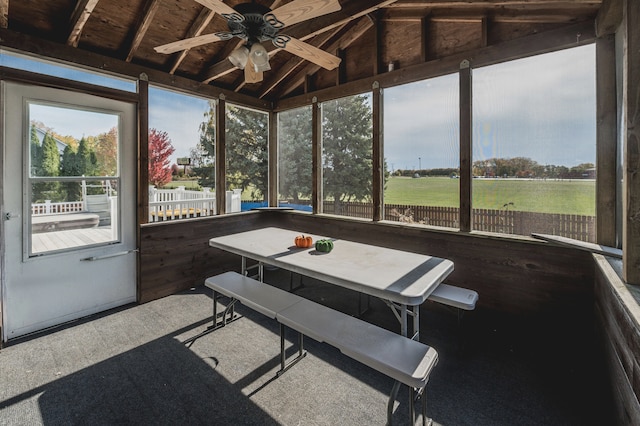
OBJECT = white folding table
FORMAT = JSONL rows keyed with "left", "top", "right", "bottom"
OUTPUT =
{"left": 209, "top": 227, "right": 454, "bottom": 340}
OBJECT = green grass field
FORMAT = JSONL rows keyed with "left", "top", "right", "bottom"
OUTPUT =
{"left": 384, "top": 177, "right": 595, "bottom": 216}
{"left": 167, "top": 176, "right": 596, "bottom": 216}
{"left": 162, "top": 180, "right": 201, "bottom": 190}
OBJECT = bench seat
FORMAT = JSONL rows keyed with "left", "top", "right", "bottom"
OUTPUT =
{"left": 205, "top": 271, "right": 303, "bottom": 319}
{"left": 277, "top": 297, "right": 438, "bottom": 390}
{"left": 204, "top": 271, "right": 439, "bottom": 425}
{"left": 427, "top": 283, "right": 478, "bottom": 310}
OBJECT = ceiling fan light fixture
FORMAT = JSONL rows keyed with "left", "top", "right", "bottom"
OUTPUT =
{"left": 228, "top": 46, "right": 249, "bottom": 69}
{"left": 249, "top": 42, "right": 271, "bottom": 72}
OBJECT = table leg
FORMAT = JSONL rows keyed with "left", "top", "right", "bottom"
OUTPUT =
{"left": 401, "top": 305, "right": 408, "bottom": 337}
{"left": 413, "top": 304, "right": 420, "bottom": 341}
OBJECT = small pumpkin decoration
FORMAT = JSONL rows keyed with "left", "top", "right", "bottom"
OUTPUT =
{"left": 294, "top": 234, "right": 314, "bottom": 248}
{"left": 315, "top": 239, "right": 334, "bottom": 253}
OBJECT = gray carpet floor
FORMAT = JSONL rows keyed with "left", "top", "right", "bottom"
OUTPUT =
{"left": 0, "top": 270, "right": 607, "bottom": 425}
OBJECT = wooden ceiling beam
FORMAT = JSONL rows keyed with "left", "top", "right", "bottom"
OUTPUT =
{"left": 201, "top": 0, "right": 398, "bottom": 84}
{"left": 387, "top": 0, "right": 602, "bottom": 7}
{"left": 67, "top": 0, "right": 100, "bottom": 48}
{"left": 126, "top": 0, "right": 160, "bottom": 62}
{"left": 384, "top": 8, "right": 597, "bottom": 23}
{"left": 595, "top": 0, "right": 622, "bottom": 36}
{"left": 0, "top": 0, "right": 8, "bottom": 29}
{"left": 169, "top": 7, "right": 216, "bottom": 74}
{"left": 274, "top": 16, "right": 374, "bottom": 99}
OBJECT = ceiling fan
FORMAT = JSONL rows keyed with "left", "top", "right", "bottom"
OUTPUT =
{"left": 155, "top": 0, "right": 343, "bottom": 84}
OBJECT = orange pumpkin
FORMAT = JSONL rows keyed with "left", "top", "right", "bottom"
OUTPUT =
{"left": 294, "top": 234, "right": 313, "bottom": 248}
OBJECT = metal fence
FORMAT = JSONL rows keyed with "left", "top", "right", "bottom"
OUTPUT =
{"left": 323, "top": 201, "right": 595, "bottom": 242}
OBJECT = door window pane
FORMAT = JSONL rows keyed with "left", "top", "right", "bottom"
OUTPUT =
{"left": 472, "top": 45, "right": 596, "bottom": 241}
{"left": 278, "top": 106, "right": 312, "bottom": 212}
{"left": 27, "top": 104, "right": 121, "bottom": 255}
{"left": 383, "top": 75, "right": 459, "bottom": 227}
{"left": 321, "top": 94, "right": 373, "bottom": 218}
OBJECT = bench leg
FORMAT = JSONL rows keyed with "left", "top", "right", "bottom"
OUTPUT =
{"left": 386, "top": 380, "right": 401, "bottom": 425}
{"left": 276, "top": 324, "right": 307, "bottom": 377}
{"left": 207, "top": 292, "right": 240, "bottom": 330}
{"left": 387, "top": 383, "right": 432, "bottom": 426}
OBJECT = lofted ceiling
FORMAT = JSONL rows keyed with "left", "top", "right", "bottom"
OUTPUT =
{"left": 2, "top": 0, "right": 602, "bottom": 102}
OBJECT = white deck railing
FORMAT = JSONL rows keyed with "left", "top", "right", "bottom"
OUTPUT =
{"left": 31, "top": 186, "right": 243, "bottom": 223}
{"left": 148, "top": 186, "right": 241, "bottom": 222}
{"left": 32, "top": 200, "right": 84, "bottom": 215}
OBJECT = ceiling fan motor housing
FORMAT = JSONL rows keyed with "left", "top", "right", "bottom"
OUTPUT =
{"left": 227, "top": 3, "right": 280, "bottom": 45}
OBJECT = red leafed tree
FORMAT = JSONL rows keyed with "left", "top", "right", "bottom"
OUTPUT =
{"left": 148, "top": 128, "right": 175, "bottom": 188}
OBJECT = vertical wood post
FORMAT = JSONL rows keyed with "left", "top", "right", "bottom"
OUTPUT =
{"left": 312, "top": 97, "right": 322, "bottom": 214}
{"left": 623, "top": 0, "right": 640, "bottom": 284}
{"left": 137, "top": 74, "right": 149, "bottom": 303}
{"left": 420, "top": 17, "right": 429, "bottom": 63}
{"left": 459, "top": 60, "right": 473, "bottom": 232}
{"left": 268, "top": 111, "right": 278, "bottom": 207}
{"left": 372, "top": 82, "right": 384, "bottom": 221}
{"left": 596, "top": 34, "right": 618, "bottom": 247}
{"left": 216, "top": 95, "right": 226, "bottom": 215}
{"left": 137, "top": 74, "right": 149, "bottom": 226}
{"left": 0, "top": 0, "right": 8, "bottom": 29}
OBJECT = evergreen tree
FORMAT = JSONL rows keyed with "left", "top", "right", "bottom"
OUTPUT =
{"left": 36, "top": 132, "right": 62, "bottom": 202}
{"left": 225, "top": 105, "right": 268, "bottom": 200}
{"left": 60, "top": 144, "right": 82, "bottom": 201}
{"left": 192, "top": 101, "right": 216, "bottom": 188}
{"left": 76, "top": 137, "right": 94, "bottom": 177}
{"left": 278, "top": 107, "right": 312, "bottom": 203}
{"left": 321, "top": 95, "right": 373, "bottom": 212}
{"left": 29, "top": 125, "right": 42, "bottom": 177}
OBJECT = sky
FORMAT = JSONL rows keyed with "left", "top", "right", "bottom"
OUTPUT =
{"left": 1, "top": 43, "right": 596, "bottom": 170}
{"left": 384, "top": 44, "right": 596, "bottom": 171}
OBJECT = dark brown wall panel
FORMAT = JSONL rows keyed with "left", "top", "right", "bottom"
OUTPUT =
{"left": 594, "top": 258, "right": 640, "bottom": 425}
{"left": 139, "top": 212, "right": 269, "bottom": 303}
{"left": 260, "top": 212, "right": 595, "bottom": 344}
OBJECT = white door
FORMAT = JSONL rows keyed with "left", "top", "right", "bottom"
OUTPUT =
{"left": 1, "top": 81, "right": 137, "bottom": 341}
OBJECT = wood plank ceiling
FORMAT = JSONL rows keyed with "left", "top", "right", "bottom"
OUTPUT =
{"left": 3, "top": 0, "right": 601, "bottom": 102}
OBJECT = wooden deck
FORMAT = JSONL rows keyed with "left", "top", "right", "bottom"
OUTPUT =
{"left": 32, "top": 227, "right": 115, "bottom": 254}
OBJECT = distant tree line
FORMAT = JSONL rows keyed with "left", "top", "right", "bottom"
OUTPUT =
{"left": 30, "top": 124, "right": 118, "bottom": 203}
{"left": 394, "top": 157, "right": 595, "bottom": 179}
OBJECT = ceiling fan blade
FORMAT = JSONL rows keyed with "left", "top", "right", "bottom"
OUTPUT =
{"left": 193, "top": 0, "right": 242, "bottom": 20}
{"left": 268, "top": 0, "right": 341, "bottom": 28}
{"left": 154, "top": 33, "right": 229, "bottom": 54}
{"left": 244, "top": 57, "right": 264, "bottom": 84}
{"left": 281, "top": 37, "right": 341, "bottom": 70}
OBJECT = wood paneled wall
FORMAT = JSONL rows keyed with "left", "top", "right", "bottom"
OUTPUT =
{"left": 138, "top": 212, "right": 270, "bottom": 303}
{"left": 141, "top": 211, "right": 594, "bottom": 329}
{"left": 594, "top": 255, "right": 640, "bottom": 425}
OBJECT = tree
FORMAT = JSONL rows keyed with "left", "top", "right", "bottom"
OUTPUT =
{"left": 321, "top": 94, "right": 374, "bottom": 212}
{"left": 33, "top": 132, "right": 62, "bottom": 202}
{"left": 29, "top": 125, "right": 42, "bottom": 177}
{"left": 60, "top": 144, "right": 82, "bottom": 201}
{"left": 93, "top": 127, "right": 118, "bottom": 176}
{"left": 225, "top": 105, "right": 268, "bottom": 200}
{"left": 76, "top": 137, "right": 97, "bottom": 177}
{"left": 278, "top": 107, "right": 312, "bottom": 203}
{"left": 192, "top": 101, "right": 216, "bottom": 188}
{"left": 148, "top": 128, "right": 175, "bottom": 188}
